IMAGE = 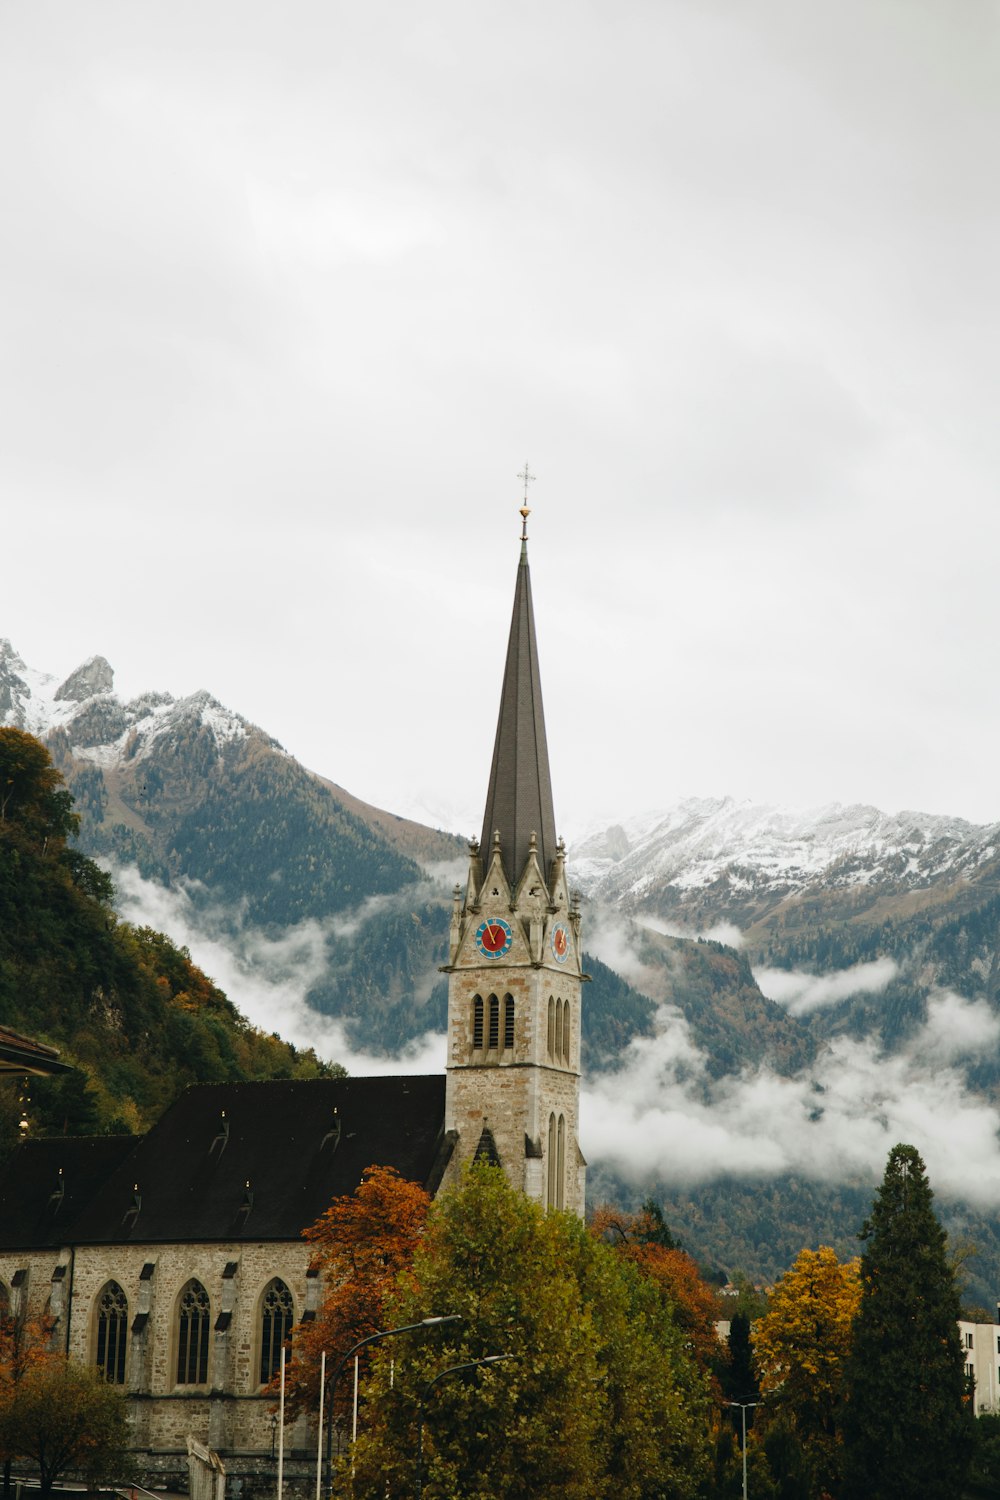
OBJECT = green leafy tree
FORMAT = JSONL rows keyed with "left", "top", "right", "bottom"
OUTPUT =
{"left": 0, "top": 729, "right": 77, "bottom": 847}
{"left": 0, "top": 1360, "right": 131, "bottom": 1496}
{"left": 841, "top": 1143, "right": 973, "bottom": 1500}
{"left": 346, "top": 1165, "right": 711, "bottom": 1500}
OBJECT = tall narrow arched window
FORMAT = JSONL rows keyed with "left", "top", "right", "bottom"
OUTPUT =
{"left": 96, "top": 1281, "right": 128, "bottom": 1384}
{"left": 472, "top": 995, "right": 484, "bottom": 1051}
{"left": 488, "top": 994, "right": 499, "bottom": 1050}
{"left": 259, "top": 1279, "right": 294, "bottom": 1386}
{"left": 557, "top": 1114, "right": 566, "bottom": 1210}
{"left": 546, "top": 1112, "right": 557, "bottom": 1208}
{"left": 176, "top": 1281, "right": 210, "bottom": 1385}
{"left": 554, "top": 997, "right": 564, "bottom": 1062}
{"left": 562, "top": 1000, "right": 571, "bottom": 1064}
{"left": 547, "top": 996, "right": 555, "bottom": 1060}
{"left": 504, "top": 995, "right": 515, "bottom": 1051}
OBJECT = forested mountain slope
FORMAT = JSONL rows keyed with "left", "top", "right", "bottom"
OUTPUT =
{"left": 0, "top": 729, "right": 331, "bottom": 1157}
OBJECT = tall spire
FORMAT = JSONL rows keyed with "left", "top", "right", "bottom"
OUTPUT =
{"left": 479, "top": 487, "right": 557, "bottom": 886}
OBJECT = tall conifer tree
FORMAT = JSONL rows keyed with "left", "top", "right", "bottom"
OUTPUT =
{"left": 842, "top": 1143, "right": 972, "bottom": 1500}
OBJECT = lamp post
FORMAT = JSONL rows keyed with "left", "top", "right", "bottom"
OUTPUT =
{"left": 321, "top": 1316, "right": 462, "bottom": 1497}
{"left": 416, "top": 1355, "right": 518, "bottom": 1500}
{"left": 728, "top": 1401, "right": 759, "bottom": 1500}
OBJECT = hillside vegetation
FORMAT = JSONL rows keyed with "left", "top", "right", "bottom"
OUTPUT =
{"left": 0, "top": 729, "right": 333, "bottom": 1157}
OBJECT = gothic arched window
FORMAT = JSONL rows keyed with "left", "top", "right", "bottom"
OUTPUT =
{"left": 547, "top": 996, "right": 555, "bottom": 1060}
{"left": 176, "top": 1280, "right": 210, "bottom": 1385}
{"left": 554, "top": 998, "right": 564, "bottom": 1062}
{"left": 556, "top": 1114, "right": 567, "bottom": 1210}
{"left": 561, "top": 1000, "right": 571, "bottom": 1064}
{"left": 259, "top": 1279, "right": 294, "bottom": 1386}
{"left": 488, "top": 994, "right": 499, "bottom": 1051}
{"left": 546, "top": 1112, "right": 557, "bottom": 1208}
{"left": 504, "top": 995, "right": 515, "bottom": 1051}
{"left": 96, "top": 1281, "right": 128, "bottom": 1384}
{"left": 472, "top": 995, "right": 484, "bottom": 1051}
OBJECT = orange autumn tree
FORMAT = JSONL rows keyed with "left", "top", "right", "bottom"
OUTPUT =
{"left": 279, "top": 1164, "right": 431, "bottom": 1420}
{"left": 589, "top": 1202, "right": 722, "bottom": 1377}
{"left": 0, "top": 1305, "right": 58, "bottom": 1499}
{"left": 752, "top": 1244, "right": 861, "bottom": 1496}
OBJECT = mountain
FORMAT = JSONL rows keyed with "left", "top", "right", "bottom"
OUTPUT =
{"left": 574, "top": 797, "right": 1000, "bottom": 936}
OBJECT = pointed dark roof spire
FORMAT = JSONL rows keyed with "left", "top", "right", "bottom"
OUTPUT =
{"left": 479, "top": 494, "right": 557, "bottom": 886}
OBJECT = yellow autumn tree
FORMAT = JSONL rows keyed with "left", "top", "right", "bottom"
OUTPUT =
{"left": 752, "top": 1245, "right": 861, "bottom": 1496}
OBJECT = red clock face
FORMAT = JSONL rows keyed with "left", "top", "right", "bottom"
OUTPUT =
{"left": 476, "top": 918, "right": 513, "bottom": 958}
{"left": 552, "top": 924, "right": 569, "bottom": 963}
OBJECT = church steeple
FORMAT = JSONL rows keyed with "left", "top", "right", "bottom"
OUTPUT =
{"left": 443, "top": 483, "right": 585, "bottom": 1219}
{"left": 479, "top": 505, "right": 557, "bottom": 888}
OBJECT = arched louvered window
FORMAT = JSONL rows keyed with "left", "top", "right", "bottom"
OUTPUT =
{"left": 562, "top": 1000, "right": 571, "bottom": 1064}
{"left": 557, "top": 1115, "right": 566, "bottom": 1210}
{"left": 546, "top": 1112, "right": 557, "bottom": 1208}
{"left": 259, "top": 1279, "right": 294, "bottom": 1385}
{"left": 472, "top": 995, "right": 484, "bottom": 1051}
{"left": 504, "top": 995, "right": 515, "bottom": 1051}
{"left": 176, "top": 1281, "right": 210, "bottom": 1385}
{"left": 488, "top": 994, "right": 499, "bottom": 1050}
{"left": 96, "top": 1281, "right": 128, "bottom": 1384}
{"left": 547, "top": 996, "right": 555, "bottom": 1060}
{"left": 554, "top": 997, "right": 564, "bottom": 1062}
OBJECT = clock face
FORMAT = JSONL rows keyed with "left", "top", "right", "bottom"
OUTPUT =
{"left": 551, "top": 923, "right": 569, "bottom": 964}
{"left": 476, "top": 918, "right": 513, "bottom": 959}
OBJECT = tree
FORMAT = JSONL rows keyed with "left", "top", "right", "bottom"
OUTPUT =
{"left": 0, "top": 730, "right": 78, "bottom": 848}
{"left": 347, "top": 1166, "right": 712, "bottom": 1500}
{"left": 590, "top": 1202, "right": 722, "bottom": 1376}
{"left": 281, "top": 1164, "right": 431, "bottom": 1420}
{"left": 841, "top": 1143, "right": 973, "bottom": 1500}
{"left": 752, "top": 1246, "right": 860, "bottom": 1496}
{"left": 0, "top": 1361, "right": 130, "bottom": 1497}
{"left": 0, "top": 1305, "right": 57, "bottom": 1500}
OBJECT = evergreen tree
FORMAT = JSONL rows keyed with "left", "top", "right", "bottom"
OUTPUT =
{"left": 841, "top": 1143, "right": 972, "bottom": 1500}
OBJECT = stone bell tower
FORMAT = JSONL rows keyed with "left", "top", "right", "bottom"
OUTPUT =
{"left": 442, "top": 496, "right": 585, "bottom": 1216}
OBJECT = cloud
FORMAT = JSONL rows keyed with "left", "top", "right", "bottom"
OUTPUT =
{"left": 582, "top": 992, "right": 1000, "bottom": 1208}
{"left": 111, "top": 864, "right": 446, "bottom": 1077}
{"left": 755, "top": 957, "right": 899, "bottom": 1015}
{"left": 918, "top": 990, "right": 1000, "bottom": 1063}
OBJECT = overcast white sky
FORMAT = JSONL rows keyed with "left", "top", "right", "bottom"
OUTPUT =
{"left": 4, "top": 1, "right": 999, "bottom": 835}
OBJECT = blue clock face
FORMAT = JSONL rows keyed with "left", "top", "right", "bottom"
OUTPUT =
{"left": 476, "top": 918, "right": 513, "bottom": 958}
{"left": 551, "top": 924, "right": 569, "bottom": 964}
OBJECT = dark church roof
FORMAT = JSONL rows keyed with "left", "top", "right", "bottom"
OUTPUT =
{"left": 479, "top": 537, "right": 557, "bottom": 886}
{"left": 0, "top": 1075, "right": 450, "bottom": 1250}
{"left": 0, "top": 1134, "right": 138, "bottom": 1250}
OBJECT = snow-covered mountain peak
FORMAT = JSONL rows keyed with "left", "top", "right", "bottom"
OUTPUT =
{"left": 0, "top": 640, "right": 256, "bottom": 768}
{"left": 571, "top": 796, "right": 998, "bottom": 912}
{"left": 54, "top": 655, "right": 114, "bottom": 703}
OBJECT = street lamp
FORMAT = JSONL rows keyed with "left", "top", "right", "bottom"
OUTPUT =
{"left": 321, "top": 1316, "right": 462, "bottom": 1497}
{"left": 728, "top": 1400, "right": 759, "bottom": 1500}
{"left": 416, "top": 1355, "right": 519, "bottom": 1500}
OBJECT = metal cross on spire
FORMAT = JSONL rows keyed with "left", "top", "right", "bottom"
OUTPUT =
{"left": 517, "top": 462, "right": 535, "bottom": 540}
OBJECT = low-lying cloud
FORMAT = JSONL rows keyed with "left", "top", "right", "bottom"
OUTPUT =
{"left": 111, "top": 865, "right": 446, "bottom": 1077}
{"left": 755, "top": 957, "right": 899, "bottom": 1015}
{"left": 583, "top": 992, "right": 1000, "bottom": 1207}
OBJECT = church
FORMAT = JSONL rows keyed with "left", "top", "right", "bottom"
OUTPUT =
{"left": 0, "top": 508, "right": 585, "bottom": 1489}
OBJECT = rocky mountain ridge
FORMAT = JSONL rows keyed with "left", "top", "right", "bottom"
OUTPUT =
{"left": 574, "top": 797, "right": 1000, "bottom": 934}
